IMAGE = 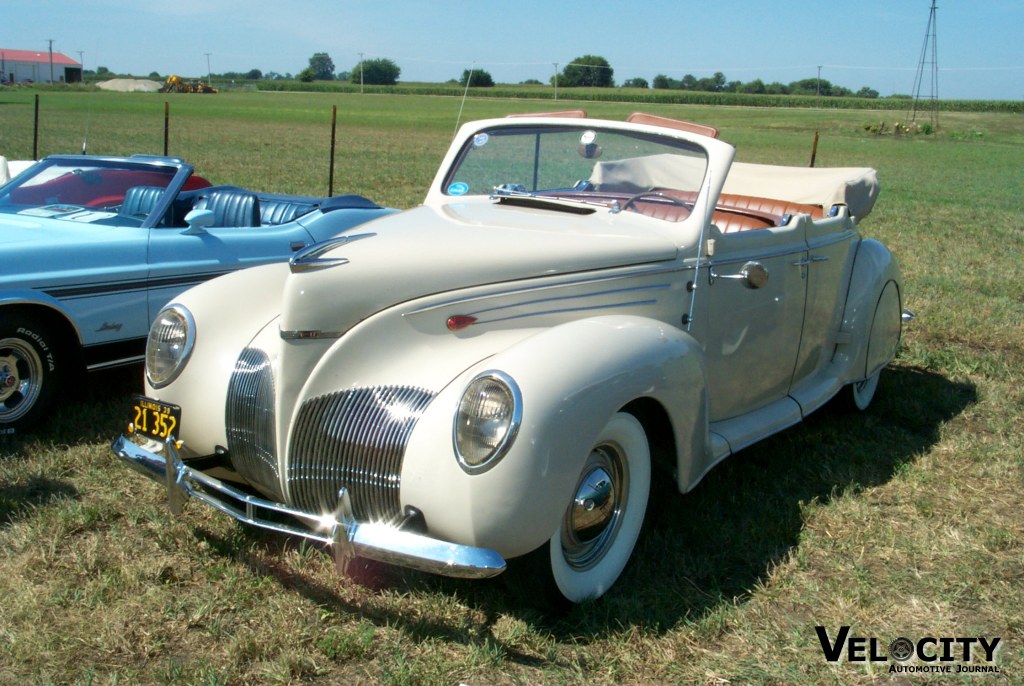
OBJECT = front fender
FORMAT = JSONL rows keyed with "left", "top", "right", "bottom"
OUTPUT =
{"left": 400, "top": 314, "right": 707, "bottom": 559}
{"left": 835, "top": 239, "right": 903, "bottom": 381}
{"left": 145, "top": 262, "right": 291, "bottom": 455}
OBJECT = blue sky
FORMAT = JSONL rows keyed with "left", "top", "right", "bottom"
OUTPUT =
{"left": 4, "top": 0, "right": 1021, "bottom": 100}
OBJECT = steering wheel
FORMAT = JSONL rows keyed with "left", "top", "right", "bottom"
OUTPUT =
{"left": 621, "top": 190, "right": 691, "bottom": 212}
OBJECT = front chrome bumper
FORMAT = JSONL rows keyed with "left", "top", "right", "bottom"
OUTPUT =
{"left": 111, "top": 435, "right": 506, "bottom": 579}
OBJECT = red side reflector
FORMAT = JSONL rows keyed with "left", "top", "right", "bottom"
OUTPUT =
{"left": 447, "top": 315, "right": 477, "bottom": 331}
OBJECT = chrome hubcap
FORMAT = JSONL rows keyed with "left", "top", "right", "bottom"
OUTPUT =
{"left": 562, "top": 444, "right": 628, "bottom": 570}
{"left": 0, "top": 339, "right": 44, "bottom": 421}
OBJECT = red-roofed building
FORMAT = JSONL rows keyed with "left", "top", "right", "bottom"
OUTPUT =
{"left": 1, "top": 48, "right": 82, "bottom": 84}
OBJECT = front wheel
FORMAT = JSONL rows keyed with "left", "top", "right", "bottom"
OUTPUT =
{"left": 548, "top": 412, "right": 651, "bottom": 603}
{"left": 0, "top": 318, "right": 63, "bottom": 434}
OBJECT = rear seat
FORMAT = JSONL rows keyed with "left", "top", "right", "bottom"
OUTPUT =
{"left": 625, "top": 190, "right": 823, "bottom": 232}
{"left": 712, "top": 210, "right": 774, "bottom": 234}
{"left": 718, "top": 193, "right": 823, "bottom": 220}
{"left": 260, "top": 199, "right": 316, "bottom": 225}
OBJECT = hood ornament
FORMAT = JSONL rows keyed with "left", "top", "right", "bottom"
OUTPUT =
{"left": 289, "top": 233, "right": 375, "bottom": 273}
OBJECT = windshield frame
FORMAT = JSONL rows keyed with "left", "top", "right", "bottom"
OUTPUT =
{"left": 0, "top": 155, "right": 195, "bottom": 229}
{"left": 440, "top": 124, "right": 709, "bottom": 202}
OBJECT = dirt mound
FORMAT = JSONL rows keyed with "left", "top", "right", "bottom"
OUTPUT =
{"left": 96, "top": 78, "right": 162, "bottom": 93}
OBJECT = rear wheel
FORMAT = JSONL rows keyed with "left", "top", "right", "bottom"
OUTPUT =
{"left": 848, "top": 369, "right": 881, "bottom": 411}
{"left": 0, "top": 318, "right": 63, "bottom": 434}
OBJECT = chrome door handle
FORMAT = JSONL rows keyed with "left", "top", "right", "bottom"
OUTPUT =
{"left": 709, "top": 261, "right": 768, "bottom": 289}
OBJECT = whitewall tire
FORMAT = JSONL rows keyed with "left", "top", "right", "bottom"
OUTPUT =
{"left": 548, "top": 411, "right": 651, "bottom": 603}
{"left": 849, "top": 369, "right": 881, "bottom": 411}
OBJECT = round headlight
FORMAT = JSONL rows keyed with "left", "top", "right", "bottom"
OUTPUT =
{"left": 453, "top": 371, "right": 522, "bottom": 473}
{"left": 145, "top": 305, "right": 195, "bottom": 388}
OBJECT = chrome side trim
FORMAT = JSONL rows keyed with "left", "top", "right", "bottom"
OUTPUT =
{"left": 707, "top": 245, "right": 808, "bottom": 267}
{"left": 461, "top": 282, "right": 670, "bottom": 324}
{"left": 472, "top": 297, "right": 660, "bottom": 326}
{"left": 112, "top": 435, "right": 506, "bottom": 579}
{"left": 85, "top": 354, "right": 146, "bottom": 371}
{"left": 279, "top": 329, "right": 344, "bottom": 340}
{"left": 405, "top": 262, "right": 691, "bottom": 316}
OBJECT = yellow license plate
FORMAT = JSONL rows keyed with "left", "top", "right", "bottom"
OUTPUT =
{"left": 130, "top": 395, "right": 182, "bottom": 441}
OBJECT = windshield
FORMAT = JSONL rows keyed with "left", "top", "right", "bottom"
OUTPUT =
{"left": 0, "top": 158, "right": 179, "bottom": 225}
{"left": 443, "top": 125, "right": 708, "bottom": 200}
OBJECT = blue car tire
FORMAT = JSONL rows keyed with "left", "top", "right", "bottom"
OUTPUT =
{"left": 0, "top": 317, "right": 63, "bottom": 435}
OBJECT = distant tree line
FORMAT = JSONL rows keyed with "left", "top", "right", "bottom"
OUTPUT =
{"left": 95, "top": 51, "right": 889, "bottom": 98}
{"left": 650, "top": 71, "right": 879, "bottom": 98}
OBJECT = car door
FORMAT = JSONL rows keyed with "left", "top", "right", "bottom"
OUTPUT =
{"left": 145, "top": 222, "right": 314, "bottom": 321}
{"left": 694, "top": 221, "right": 808, "bottom": 422}
{"left": 788, "top": 214, "right": 859, "bottom": 411}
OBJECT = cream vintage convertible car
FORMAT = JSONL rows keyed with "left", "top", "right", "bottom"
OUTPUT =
{"left": 113, "top": 111, "right": 907, "bottom": 604}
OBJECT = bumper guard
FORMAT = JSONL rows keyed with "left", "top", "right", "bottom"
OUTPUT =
{"left": 111, "top": 435, "right": 506, "bottom": 579}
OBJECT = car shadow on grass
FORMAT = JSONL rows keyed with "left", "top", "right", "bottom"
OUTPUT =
{"left": 0, "top": 367, "right": 142, "bottom": 527}
{"left": 0, "top": 476, "right": 79, "bottom": 529}
{"left": 560, "top": 363, "right": 977, "bottom": 635}
{"left": 0, "top": 365, "right": 143, "bottom": 448}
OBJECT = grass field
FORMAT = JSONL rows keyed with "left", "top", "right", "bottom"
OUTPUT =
{"left": 1, "top": 90, "right": 1022, "bottom": 685}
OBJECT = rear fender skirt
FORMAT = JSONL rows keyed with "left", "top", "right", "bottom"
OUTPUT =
{"left": 834, "top": 239, "right": 903, "bottom": 381}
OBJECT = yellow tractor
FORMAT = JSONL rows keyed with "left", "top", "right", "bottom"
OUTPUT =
{"left": 159, "top": 75, "right": 218, "bottom": 93}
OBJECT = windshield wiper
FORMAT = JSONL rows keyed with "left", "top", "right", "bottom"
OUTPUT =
{"left": 490, "top": 183, "right": 531, "bottom": 197}
{"left": 491, "top": 193, "right": 597, "bottom": 215}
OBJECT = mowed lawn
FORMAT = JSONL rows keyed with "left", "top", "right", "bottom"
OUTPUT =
{"left": 1, "top": 91, "right": 1022, "bottom": 685}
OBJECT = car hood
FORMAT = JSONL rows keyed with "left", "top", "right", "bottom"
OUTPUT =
{"left": 0, "top": 213, "right": 115, "bottom": 245}
{"left": 0, "top": 214, "right": 60, "bottom": 245}
{"left": 279, "top": 200, "right": 679, "bottom": 334}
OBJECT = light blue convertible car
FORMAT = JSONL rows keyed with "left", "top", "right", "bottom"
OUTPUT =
{"left": 0, "top": 154, "right": 393, "bottom": 434}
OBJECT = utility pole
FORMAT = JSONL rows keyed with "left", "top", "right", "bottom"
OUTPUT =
{"left": 816, "top": 65, "right": 822, "bottom": 107}
{"left": 553, "top": 62, "right": 559, "bottom": 100}
{"left": 204, "top": 53, "right": 212, "bottom": 84}
{"left": 358, "top": 52, "right": 364, "bottom": 93}
{"left": 47, "top": 39, "right": 54, "bottom": 83}
{"left": 76, "top": 50, "right": 83, "bottom": 84}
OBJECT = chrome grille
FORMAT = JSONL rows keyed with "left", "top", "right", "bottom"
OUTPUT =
{"left": 225, "top": 347, "right": 283, "bottom": 501}
{"left": 288, "top": 386, "right": 435, "bottom": 523}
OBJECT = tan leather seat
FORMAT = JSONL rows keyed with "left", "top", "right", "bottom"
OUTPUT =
{"left": 718, "top": 193, "right": 823, "bottom": 219}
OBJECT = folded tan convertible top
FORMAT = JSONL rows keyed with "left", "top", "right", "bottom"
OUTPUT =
{"left": 591, "top": 154, "right": 880, "bottom": 221}
{"left": 724, "top": 162, "right": 880, "bottom": 220}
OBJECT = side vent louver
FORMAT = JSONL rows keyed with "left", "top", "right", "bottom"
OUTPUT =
{"left": 225, "top": 348, "right": 283, "bottom": 501}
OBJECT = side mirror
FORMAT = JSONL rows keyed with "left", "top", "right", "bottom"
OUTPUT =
{"left": 182, "top": 208, "right": 214, "bottom": 235}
